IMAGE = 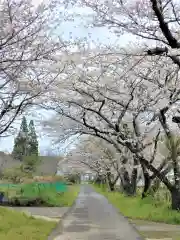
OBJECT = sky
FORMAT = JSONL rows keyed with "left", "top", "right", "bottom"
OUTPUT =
{"left": 0, "top": 2, "right": 131, "bottom": 154}
{"left": 0, "top": 109, "right": 53, "bottom": 154}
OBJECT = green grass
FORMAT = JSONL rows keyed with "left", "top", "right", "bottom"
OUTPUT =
{"left": 0, "top": 185, "right": 80, "bottom": 239}
{"left": 45, "top": 185, "right": 80, "bottom": 207}
{"left": 93, "top": 184, "right": 180, "bottom": 225}
{"left": 59, "top": 185, "right": 80, "bottom": 206}
{"left": 0, "top": 207, "right": 56, "bottom": 240}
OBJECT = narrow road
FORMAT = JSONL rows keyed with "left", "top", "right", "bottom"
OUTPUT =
{"left": 55, "top": 185, "right": 143, "bottom": 240}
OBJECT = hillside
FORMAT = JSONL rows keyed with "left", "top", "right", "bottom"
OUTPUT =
{"left": 36, "top": 155, "right": 63, "bottom": 175}
{"left": 0, "top": 152, "right": 63, "bottom": 176}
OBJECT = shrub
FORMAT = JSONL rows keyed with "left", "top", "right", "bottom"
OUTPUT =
{"left": 2, "top": 166, "right": 29, "bottom": 184}
{"left": 22, "top": 155, "right": 40, "bottom": 174}
{"left": 65, "top": 173, "right": 81, "bottom": 184}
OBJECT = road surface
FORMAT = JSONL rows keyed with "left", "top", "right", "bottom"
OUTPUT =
{"left": 55, "top": 185, "right": 143, "bottom": 240}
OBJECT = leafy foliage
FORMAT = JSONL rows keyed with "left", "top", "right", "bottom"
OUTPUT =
{"left": 2, "top": 166, "right": 28, "bottom": 184}
{"left": 22, "top": 154, "right": 40, "bottom": 174}
{"left": 65, "top": 173, "right": 81, "bottom": 184}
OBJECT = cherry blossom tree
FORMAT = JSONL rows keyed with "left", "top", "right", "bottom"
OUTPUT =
{"left": 53, "top": 0, "right": 180, "bottom": 209}
{"left": 41, "top": 37, "right": 180, "bottom": 209}
{"left": 41, "top": 47, "right": 164, "bottom": 194}
{"left": 0, "top": 0, "right": 68, "bottom": 136}
{"left": 66, "top": 135, "right": 121, "bottom": 190}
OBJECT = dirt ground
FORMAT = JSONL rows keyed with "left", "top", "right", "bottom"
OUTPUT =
{"left": 7, "top": 206, "right": 69, "bottom": 219}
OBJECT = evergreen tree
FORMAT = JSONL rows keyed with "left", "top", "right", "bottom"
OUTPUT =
{"left": 12, "top": 117, "right": 39, "bottom": 169}
{"left": 12, "top": 116, "right": 29, "bottom": 161}
{"left": 28, "top": 120, "right": 39, "bottom": 156}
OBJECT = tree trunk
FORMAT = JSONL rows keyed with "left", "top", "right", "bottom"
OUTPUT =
{"left": 121, "top": 168, "right": 131, "bottom": 195}
{"left": 138, "top": 154, "right": 173, "bottom": 191}
{"left": 150, "top": 178, "right": 161, "bottom": 194}
{"left": 106, "top": 172, "right": 117, "bottom": 191}
{"left": 95, "top": 175, "right": 103, "bottom": 185}
{"left": 130, "top": 157, "right": 138, "bottom": 195}
{"left": 121, "top": 170, "right": 137, "bottom": 196}
{"left": 141, "top": 163, "right": 171, "bottom": 199}
{"left": 118, "top": 159, "right": 138, "bottom": 196}
{"left": 108, "top": 181, "right": 115, "bottom": 191}
{"left": 171, "top": 188, "right": 180, "bottom": 210}
{"left": 141, "top": 163, "right": 151, "bottom": 198}
{"left": 141, "top": 169, "right": 151, "bottom": 199}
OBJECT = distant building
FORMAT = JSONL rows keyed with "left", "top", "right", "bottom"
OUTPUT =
{"left": 81, "top": 171, "right": 95, "bottom": 181}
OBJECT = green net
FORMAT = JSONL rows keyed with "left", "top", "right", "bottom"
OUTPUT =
{"left": 0, "top": 182, "right": 67, "bottom": 193}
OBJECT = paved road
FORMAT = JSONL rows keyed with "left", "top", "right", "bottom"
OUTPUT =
{"left": 55, "top": 185, "right": 143, "bottom": 240}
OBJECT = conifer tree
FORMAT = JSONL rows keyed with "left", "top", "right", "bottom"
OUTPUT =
{"left": 12, "top": 117, "right": 39, "bottom": 170}
{"left": 28, "top": 120, "right": 39, "bottom": 156}
{"left": 12, "top": 116, "right": 29, "bottom": 161}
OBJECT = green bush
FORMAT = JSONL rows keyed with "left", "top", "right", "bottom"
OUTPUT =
{"left": 2, "top": 166, "right": 29, "bottom": 184}
{"left": 65, "top": 173, "right": 81, "bottom": 184}
{"left": 22, "top": 155, "right": 40, "bottom": 173}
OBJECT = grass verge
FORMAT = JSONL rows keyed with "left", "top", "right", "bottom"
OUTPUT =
{"left": 93, "top": 184, "right": 180, "bottom": 225}
{"left": 0, "top": 185, "right": 80, "bottom": 240}
{"left": 55, "top": 185, "right": 80, "bottom": 207}
{"left": 0, "top": 207, "right": 56, "bottom": 240}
